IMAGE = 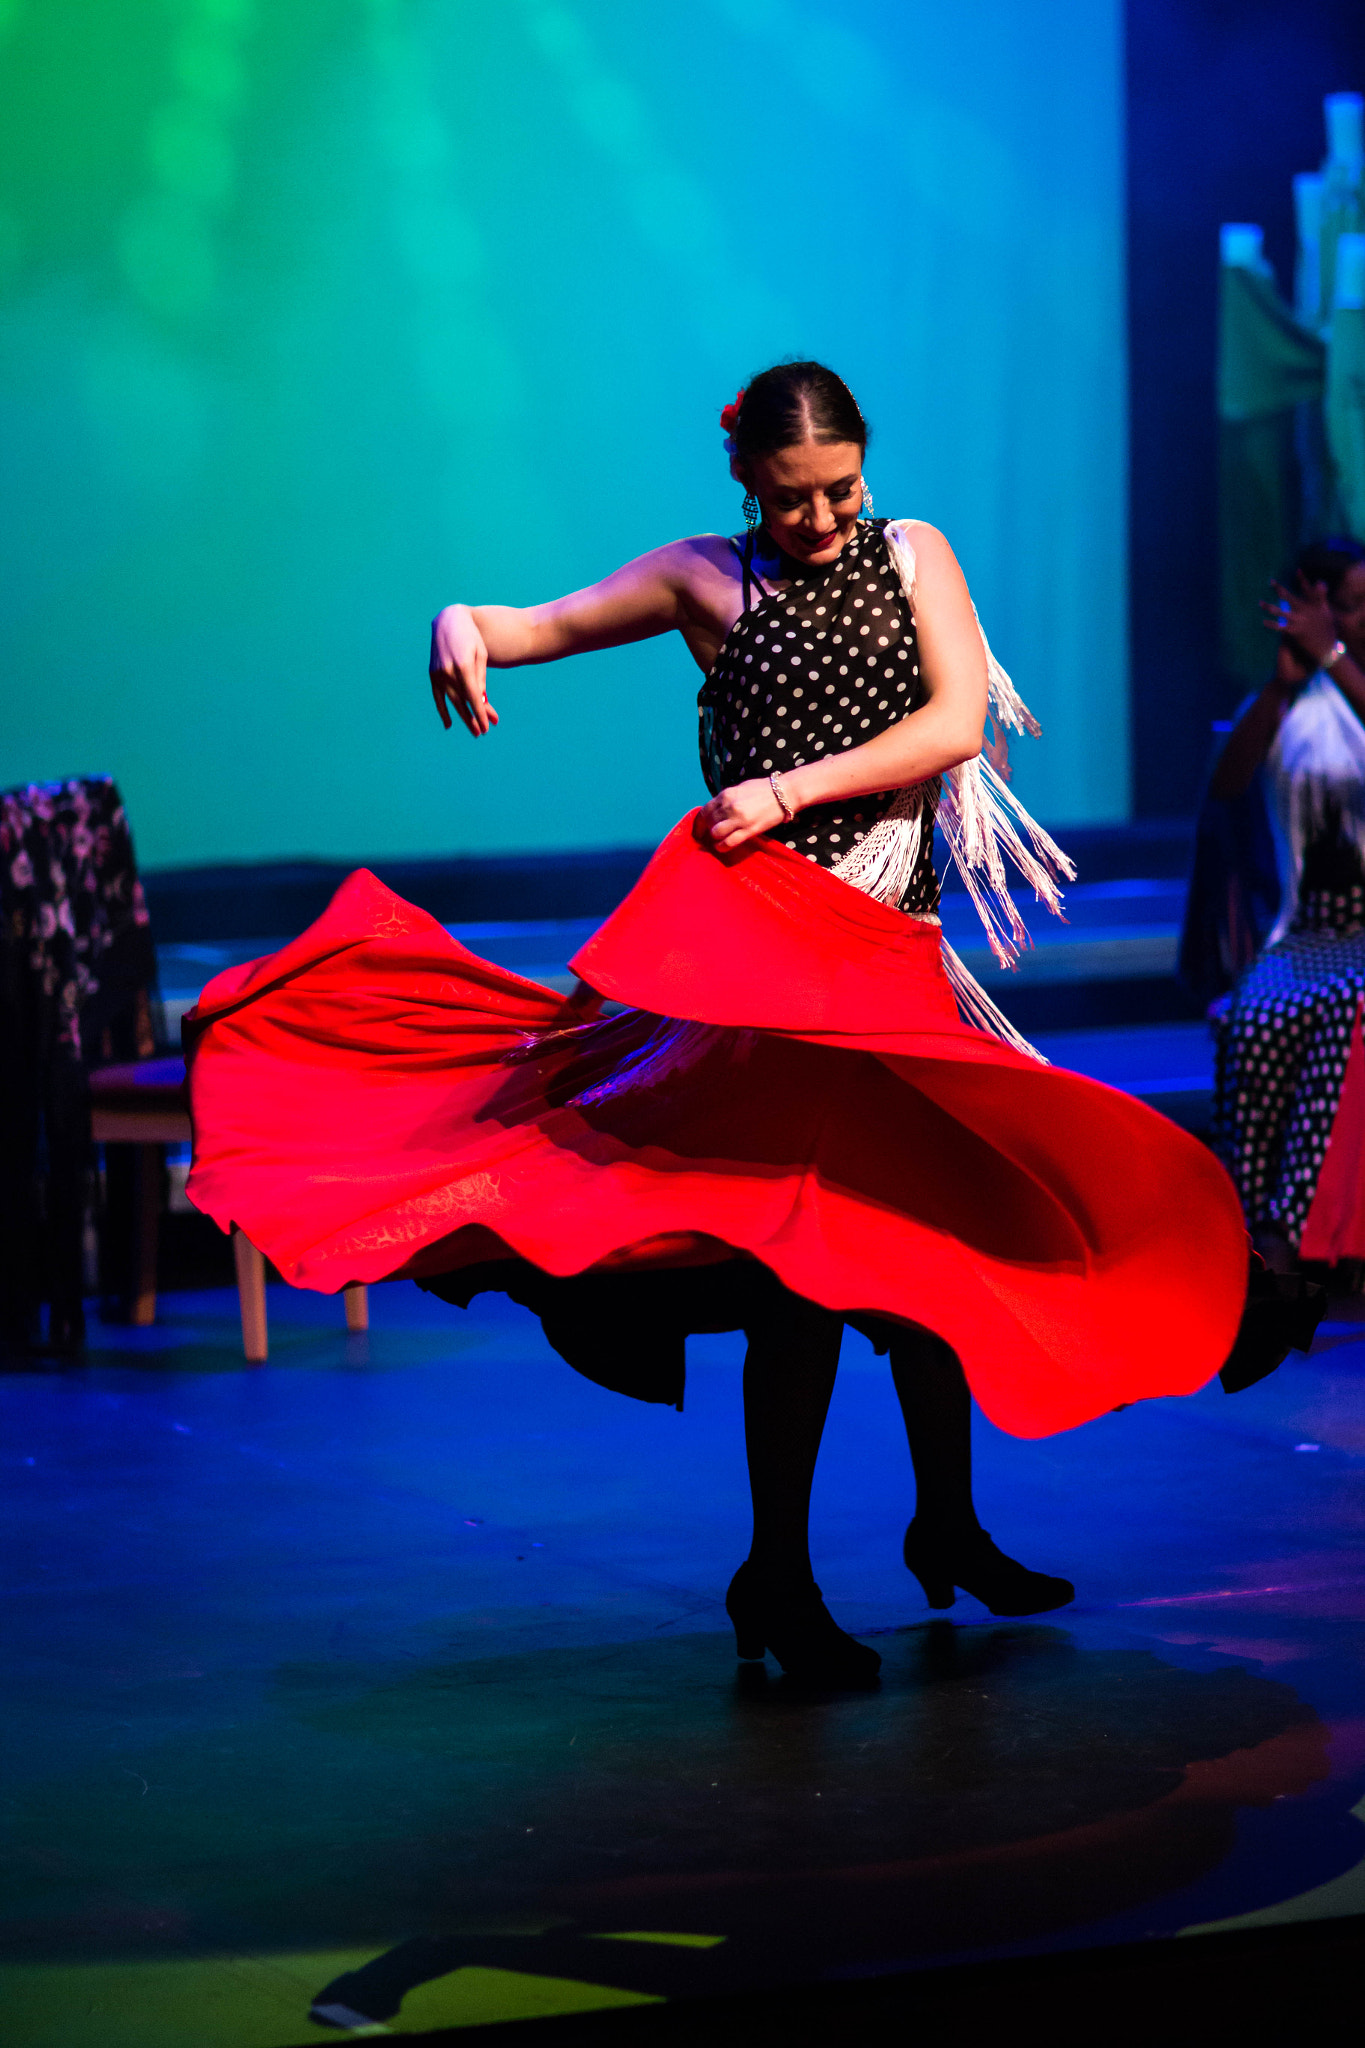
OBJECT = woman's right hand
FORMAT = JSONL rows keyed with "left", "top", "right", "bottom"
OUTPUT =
{"left": 1260, "top": 577, "right": 1337, "bottom": 678}
{"left": 429, "top": 605, "right": 498, "bottom": 736}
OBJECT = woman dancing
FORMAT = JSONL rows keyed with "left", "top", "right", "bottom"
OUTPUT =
{"left": 1210, "top": 536, "right": 1365, "bottom": 1271}
{"left": 185, "top": 363, "right": 1251, "bottom": 1686}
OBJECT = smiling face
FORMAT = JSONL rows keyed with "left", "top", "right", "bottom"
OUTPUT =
{"left": 1333, "top": 562, "right": 1365, "bottom": 661}
{"left": 743, "top": 438, "right": 865, "bottom": 565}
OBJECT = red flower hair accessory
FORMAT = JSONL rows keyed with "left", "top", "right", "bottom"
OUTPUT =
{"left": 719, "top": 388, "right": 745, "bottom": 433}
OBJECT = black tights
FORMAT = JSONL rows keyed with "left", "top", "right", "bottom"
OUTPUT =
{"left": 889, "top": 1326, "right": 982, "bottom": 1540}
{"left": 743, "top": 1305, "right": 979, "bottom": 1584}
{"left": 742, "top": 1291, "right": 842, "bottom": 1583}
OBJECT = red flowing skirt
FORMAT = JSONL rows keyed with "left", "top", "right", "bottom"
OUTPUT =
{"left": 184, "top": 816, "right": 1248, "bottom": 1438}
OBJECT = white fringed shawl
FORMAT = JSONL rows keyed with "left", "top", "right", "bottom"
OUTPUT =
{"left": 569, "top": 518, "right": 1074, "bottom": 1102}
{"left": 828, "top": 520, "right": 1073, "bottom": 1059}
{"left": 1265, "top": 669, "right": 1365, "bottom": 943}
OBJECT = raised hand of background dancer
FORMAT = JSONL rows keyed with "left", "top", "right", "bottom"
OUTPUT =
{"left": 430, "top": 605, "right": 499, "bottom": 736}
{"left": 1208, "top": 634, "right": 1312, "bottom": 800}
{"left": 695, "top": 776, "right": 788, "bottom": 853}
{"left": 1260, "top": 575, "right": 1338, "bottom": 672}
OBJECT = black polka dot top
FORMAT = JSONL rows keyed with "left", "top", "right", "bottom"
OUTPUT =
{"left": 697, "top": 518, "right": 939, "bottom": 916}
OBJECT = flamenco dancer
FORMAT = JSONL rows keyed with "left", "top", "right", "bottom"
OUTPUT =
{"left": 1210, "top": 537, "right": 1365, "bottom": 1271}
{"left": 186, "top": 363, "right": 1258, "bottom": 1687}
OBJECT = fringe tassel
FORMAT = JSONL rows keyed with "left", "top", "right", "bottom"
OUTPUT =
{"left": 881, "top": 518, "right": 1075, "bottom": 969}
{"left": 938, "top": 755, "right": 1076, "bottom": 967}
{"left": 830, "top": 780, "right": 936, "bottom": 906}
{"left": 940, "top": 941, "right": 1048, "bottom": 1063}
{"left": 975, "top": 608, "right": 1041, "bottom": 738}
{"left": 884, "top": 522, "right": 1041, "bottom": 740}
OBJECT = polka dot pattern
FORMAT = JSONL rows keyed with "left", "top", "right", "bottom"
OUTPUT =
{"left": 697, "top": 519, "right": 939, "bottom": 915}
{"left": 1213, "top": 882, "right": 1365, "bottom": 1245}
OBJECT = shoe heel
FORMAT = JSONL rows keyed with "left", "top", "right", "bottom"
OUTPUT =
{"left": 733, "top": 1625, "right": 767, "bottom": 1660}
{"left": 907, "top": 1569, "right": 956, "bottom": 1610}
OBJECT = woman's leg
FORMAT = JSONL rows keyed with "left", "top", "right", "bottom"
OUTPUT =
{"left": 888, "top": 1325, "right": 980, "bottom": 1538}
{"left": 889, "top": 1324, "right": 1073, "bottom": 1615}
{"left": 742, "top": 1289, "right": 842, "bottom": 1584}
{"left": 729, "top": 1286, "right": 880, "bottom": 1683}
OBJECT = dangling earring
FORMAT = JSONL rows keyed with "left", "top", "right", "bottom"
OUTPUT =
{"left": 742, "top": 488, "right": 760, "bottom": 530}
{"left": 861, "top": 478, "right": 874, "bottom": 516}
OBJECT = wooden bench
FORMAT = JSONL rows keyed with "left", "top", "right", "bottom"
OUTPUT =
{"left": 89, "top": 1057, "right": 366, "bottom": 1361}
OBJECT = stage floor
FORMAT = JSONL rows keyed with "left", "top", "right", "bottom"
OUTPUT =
{"left": 3, "top": 1282, "right": 1362, "bottom": 2044}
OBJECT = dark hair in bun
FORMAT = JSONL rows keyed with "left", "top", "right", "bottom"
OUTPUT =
{"left": 728, "top": 360, "right": 869, "bottom": 461}
{"left": 1295, "top": 534, "right": 1365, "bottom": 600}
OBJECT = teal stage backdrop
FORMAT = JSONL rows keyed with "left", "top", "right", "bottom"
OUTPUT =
{"left": 1, "top": 0, "right": 1127, "bottom": 869}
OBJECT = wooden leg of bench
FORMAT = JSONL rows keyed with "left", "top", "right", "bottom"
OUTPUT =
{"left": 232, "top": 1228, "right": 268, "bottom": 1362}
{"left": 131, "top": 1145, "right": 161, "bottom": 1327}
{"left": 343, "top": 1282, "right": 369, "bottom": 1332}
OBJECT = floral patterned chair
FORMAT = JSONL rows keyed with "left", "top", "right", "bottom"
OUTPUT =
{"left": 1, "top": 777, "right": 365, "bottom": 1358}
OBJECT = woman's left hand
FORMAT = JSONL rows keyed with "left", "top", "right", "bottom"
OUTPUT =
{"left": 695, "top": 777, "right": 788, "bottom": 853}
{"left": 1261, "top": 577, "right": 1339, "bottom": 667}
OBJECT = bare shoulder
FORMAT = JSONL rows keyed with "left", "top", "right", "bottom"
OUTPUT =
{"left": 604, "top": 533, "right": 729, "bottom": 583}
{"left": 892, "top": 519, "right": 960, "bottom": 570}
{"left": 658, "top": 532, "right": 738, "bottom": 575}
{"left": 644, "top": 532, "right": 742, "bottom": 603}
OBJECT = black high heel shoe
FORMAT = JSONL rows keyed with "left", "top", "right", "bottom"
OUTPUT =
{"left": 725, "top": 1562, "right": 881, "bottom": 1687}
{"left": 902, "top": 1520, "right": 1074, "bottom": 1616}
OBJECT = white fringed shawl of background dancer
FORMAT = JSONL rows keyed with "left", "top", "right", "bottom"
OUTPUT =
{"left": 1265, "top": 668, "right": 1365, "bottom": 944}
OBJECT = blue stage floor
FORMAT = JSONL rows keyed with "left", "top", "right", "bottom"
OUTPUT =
{"left": 3, "top": 1279, "right": 1362, "bottom": 2043}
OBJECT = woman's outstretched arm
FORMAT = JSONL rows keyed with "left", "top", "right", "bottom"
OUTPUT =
{"left": 699, "top": 523, "right": 988, "bottom": 851}
{"left": 429, "top": 539, "right": 729, "bottom": 736}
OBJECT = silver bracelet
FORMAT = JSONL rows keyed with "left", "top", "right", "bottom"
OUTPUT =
{"left": 769, "top": 770, "right": 795, "bottom": 823}
{"left": 1324, "top": 639, "right": 1348, "bottom": 672}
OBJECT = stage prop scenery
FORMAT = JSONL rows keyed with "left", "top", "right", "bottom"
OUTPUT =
{"left": 1219, "top": 91, "right": 1365, "bottom": 688}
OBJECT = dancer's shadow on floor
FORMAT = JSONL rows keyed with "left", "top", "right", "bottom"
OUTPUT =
{"left": 296, "top": 1620, "right": 1342, "bottom": 2030}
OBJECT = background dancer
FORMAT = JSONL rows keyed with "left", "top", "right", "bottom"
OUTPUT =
{"left": 1210, "top": 536, "right": 1365, "bottom": 1271}
{"left": 186, "top": 365, "right": 1250, "bottom": 1688}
